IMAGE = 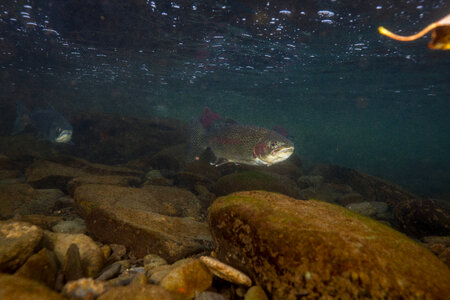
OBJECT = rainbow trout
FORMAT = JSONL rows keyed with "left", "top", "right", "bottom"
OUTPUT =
{"left": 186, "top": 108, "right": 294, "bottom": 166}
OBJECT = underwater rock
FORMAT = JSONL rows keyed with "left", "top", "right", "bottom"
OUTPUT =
{"left": 209, "top": 191, "right": 450, "bottom": 299}
{"left": 173, "top": 171, "right": 215, "bottom": 191}
{"left": 144, "top": 254, "right": 168, "bottom": 276}
{"left": 67, "top": 175, "right": 141, "bottom": 196}
{"left": 195, "top": 291, "right": 227, "bottom": 300}
{"left": 422, "top": 236, "right": 450, "bottom": 267}
{"left": 52, "top": 218, "right": 86, "bottom": 234}
{"left": 76, "top": 184, "right": 201, "bottom": 220}
{"left": 63, "top": 243, "right": 84, "bottom": 282}
{"left": 307, "top": 164, "right": 417, "bottom": 208}
{"left": 62, "top": 277, "right": 107, "bottom": 299}
{"left": 74, "top": 184, "right": 212, "bottom": 262}
{"left": 14, "top": 214, "right": 63, "bottom": 230}
{"left": 143, "top": 169, "right": 174, "bottom": 186}
{"left": 298, "top": 183, "right": 350, "bottom": 203}
{"left": 96, "top": 260, "right": 128, "bottom": 281}
{"left": 212, "top": 170, "right": 300, "bottom": 198}
{"left": 393, "top": 198, "right": 450, "bottom": 238}
{"left": 0, "top": 220, "right": 43, "bottom": 272}
{"left": 70, "top": 112, "right": 186, "bottom": 165}
{"left": 160, "top": 258, "right": 213, "bottom": 300}
{"left": 336, "top": 192, "right": 364, "bottom": 206}
{"left": 26, "top": 156, "right": 143, "bottom": 191}
{"left": 199, "top": 256, "right": 252, "bottom": 286}
{"left": 244, "top": 286, "right": 269, "bottom": 300}
{"left": 42, "top": 231, "right": 104, "bottom": 278}
{"left": 14, "top": 248, "right": 58, "bottom": 288}
{"left": 0, "top": 273, "right": 65, "bottom": 300}
{"left": 0, "top": 183, "right": 63, "bottom": 218}
{"left": 98, "top": 273, "right": 174, "bottom": 300}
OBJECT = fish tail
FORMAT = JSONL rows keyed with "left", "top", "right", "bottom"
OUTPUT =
{"left": 185, "top": 119, "right": 207, "bottom": 162}
{"left": 11, "top": 101, "right": 31, "bottom": 135}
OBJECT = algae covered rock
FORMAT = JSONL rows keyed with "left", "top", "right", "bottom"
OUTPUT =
{"left": 212, "top": 171, "right": 299, "bottom": 198}
{"left": 209, "top": 191, "right": 450, "bottom": 299}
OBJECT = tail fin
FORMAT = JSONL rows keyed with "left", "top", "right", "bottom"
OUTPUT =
{"left": 185, "top": 119, "right": 207, "bottom": 163}
{"left": 11, "top": 102, "right": 31, "bottom": 135}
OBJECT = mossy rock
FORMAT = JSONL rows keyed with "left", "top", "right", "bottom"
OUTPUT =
{"left": 212, "top": 171, "right": 299, "bottom": 198}
{"left": 209, "top": 191, "right": 450, "bottom": 299}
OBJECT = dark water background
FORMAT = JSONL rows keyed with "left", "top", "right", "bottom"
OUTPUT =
{"left": 1, "top": 0, "right": 449, "bottom": 197}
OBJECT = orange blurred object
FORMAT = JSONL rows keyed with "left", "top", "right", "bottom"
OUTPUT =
{"left": 378, "top": 14, "right": 450, "bottom": 50}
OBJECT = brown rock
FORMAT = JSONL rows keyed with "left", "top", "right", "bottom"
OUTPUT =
{"left": 199, "top": 256, "right": 251, "bottom": 286}
{"left": 14, "top": 248, "right": 58, "bottom": 288}
{"left": 0, "top": 273, "right": 65, "bottom": 300}
{"left": 0, "top": 184, "right": 63, "bottom": 218}
{"left": 209, "top": 191, "right": 450, "bottom": 299}
{"left": 160, "top": 258, "right": 213, "bottom": 300}
{"left": 74, "top": 184, "right": 212, "bottom": 262}
{"left": 25, "top": 156, "right": 143, "bottom": 191}
{"left": 393, "top": 198, "right": 450, "bottom": 238}
{"left": 0, "top": 221, "right": 43, "bottom": 272}
{"left": 98, "top": 273, "right": 174, "bottom": 300}
{"left": 67, "top": 175, "right": 141, "bottom": 196}
{"left": 43, "top": 231, "right": 104, "bottom": 278}
{"left": 63, "top": 243, "right": 84, "bottom": 282}
{"left": 14, "top": 214, "right": 63, "bottom": 230}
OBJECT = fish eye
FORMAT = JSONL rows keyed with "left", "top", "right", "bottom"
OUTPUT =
{"left": 270, "top": 142, "right": 278, "bottom": 148}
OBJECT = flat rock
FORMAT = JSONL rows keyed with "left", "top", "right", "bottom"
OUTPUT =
{"left": 209, "top": 191, "right": 450, "bottom": 299}
{"left": 14, "top": 214, "right": 63, "bottom": 230}
{"left": 0, "top": 273, "right": 65, "bottom": 300}
{"left": 42, "top": 231, "right": 104, "bottom": 278}
{"left": 67, "top": 175, "right": 141, "bottom": 196}
{"left": 52, "top": 218, "right": 86, "bottom": 234}
{"left": 0, "top": 184, "right": 63, "bottom": 218}
{"left": 75, "top": 184, "right": 212, "bottom": 262}
{"left": 213, "top": 171, "right": 300, "bottom": 198}
{"left": 160, "top": 258, "right": 213, "bottom": 300}
{"left": 76, "top": 184, "right": 201, "bottom": 220}
{"left": 393, "top": 198, "right": 450, "bottom": 238}
{"left": 0, "top": 221, "right": 43, "bottom": 272}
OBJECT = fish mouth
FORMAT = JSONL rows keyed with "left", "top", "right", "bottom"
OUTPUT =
{"left": 55, "top": 130, "right": 73, "bottom": 143}
{"left": 272, "top": 146, "right": 294, "bottom": 157}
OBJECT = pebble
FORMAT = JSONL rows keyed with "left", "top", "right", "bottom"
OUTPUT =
{"left": 52, "top": 218, "right": 86, "bottom": 234}
{"left": 244, "top": 286, "right": 268, "bottom": 300}
{"left": 63, "top": 243, "right": 84, "bottom": 282}
{"left": 199, "top": 256, "right": 252, "bottom": 287}
{"left": 62, "top": 278, "right": 106, "bottom": 299}
{"left": 195, "top": 291, "right": 226, "bottom": 300}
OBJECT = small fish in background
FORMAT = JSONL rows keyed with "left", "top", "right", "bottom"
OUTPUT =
{"left": 11, "top": 102, "right": 73, "bottom": 143}
{"left": 186, "top": 107, "right": 294, "bottom": 166}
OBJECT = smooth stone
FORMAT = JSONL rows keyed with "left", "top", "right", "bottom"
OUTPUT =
{"left": 106, "top": 244, "right": 127, "bottom": 263}
{"left": 96, "top": 260, "right": 128, "bottom": 281}
{"left": 297, "top": 175, "right": 324, "bottom": 190}
{"left": 199, "top": 256, "right": 251, "bottom": 286}
{"left": 0, "top": 184, "right": 63, "bottom": 218}
{"left": 209, "top": 191, "right": 450, "bottom": 299}
{"left": 43, "top": 231, "right": 104, "bottom": 278}
{"left": 0, "top": 273, "right": 65, "bottom": 300}
{"left": 62, "top": 277, "right": 106, "bottom": 299}
{"left": 14, "top": 248, "right": 58, "bottom": 288}
{"left": 337, "top": 192, "right": 364, "bottom": 206}
{"left": 160, "top": 258, "right": 213, "bottom": 300}
{"left": 52, "top": 218, "right": 86, "bottom": 234}
{"left": 148, "top": 264, "right": 174, "bottom": 283}
{"left": 98, "top": 273, "right": 174, "bottom": 300}
{"left": 0, "top": 221, "right": 43, "bottom": 272}
{"left": 74, "top": 184, "right": 212, "bottom": 262}
{"left": 63, "top": 243, "right": 84, "bottom": 282}
{"left": 144, "top": 254, "right": 168, "bottom": 274}
{"left": 244, "top": 286, "right": 269, "bottom": 300}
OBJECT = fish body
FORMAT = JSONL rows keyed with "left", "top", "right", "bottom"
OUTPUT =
{"left": 187, "top": 108, "right": 294, "bottom": 166}
{"left": 11, "top": 102, "right": 73, "bottom": 143}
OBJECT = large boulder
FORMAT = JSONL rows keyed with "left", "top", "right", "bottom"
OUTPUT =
{"left": 74, "top": 184, "right": 212, "bottom": 262}
{"left": 0, "top": 221, "right": 43, "bottom": 272}
{"left": 209, "top": 191, "right": 450, "bottom": 299}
